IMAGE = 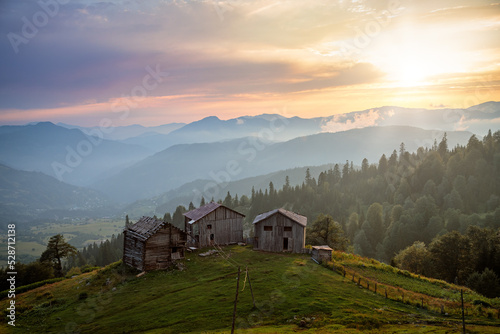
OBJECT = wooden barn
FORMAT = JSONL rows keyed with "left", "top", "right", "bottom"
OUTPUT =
{"left": 123, "top": 216, "right": 186, "bottom": 271}
{"left": 253, "top": 208, "right": 307, "bottom": 253}
{"left": 311, "top": 245, "right": 333, "bottom": 264}
{"left": 184, "top": 202, "right": 245, "bottom": 247}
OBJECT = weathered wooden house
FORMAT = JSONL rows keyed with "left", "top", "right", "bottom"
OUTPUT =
{"left": 253, "top": 208, "right": 307, "bottom": 253}
{"left": 311, "top": 245, "right": 333, "bottom": 264}
{"left": 184, "top": 202, "right": 245, "bottom": 247}
{"left": 123, "top": 216, "right": 186, "bottom": 271}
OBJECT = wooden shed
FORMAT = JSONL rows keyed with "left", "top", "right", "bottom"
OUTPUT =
{"left": 311, "top": 245, "right": 333, "bottom": 264}
{"left": 123, "top": 216, "right": 186, "bottom": 271}
{"left": 253, "top": 208, "right": 307, "bottom": 253}
{"left": 184, "top": 202, "right": 245, "bottom": 247}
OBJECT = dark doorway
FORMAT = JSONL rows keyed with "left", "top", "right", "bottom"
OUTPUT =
{"left": 283, "top": 237, "right": 289, "bottom": 251}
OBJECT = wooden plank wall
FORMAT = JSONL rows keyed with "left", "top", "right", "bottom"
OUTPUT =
{"left": 312, "top": 249, "right": 332, "bottom": 263}
{"left": 196, "top": 207, "right": 244, "bottom": 247}
{"left": 123, "top": 232, "right": 146, "bottom": 271}
{"left": 123, "top": 225, "right": 187, "bottom": 271}
{"left": 254, "top": 213, "right": 305, "bottom": 253}
{"left": 144, "top": 225, "right": 186, "bottom": 271}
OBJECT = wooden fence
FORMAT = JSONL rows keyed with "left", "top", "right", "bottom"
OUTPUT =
{"left": 330, "top": 263, "right": 500, "bottom": 320}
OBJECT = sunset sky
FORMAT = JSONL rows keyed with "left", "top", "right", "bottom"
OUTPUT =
{"left": 1, "top": 0, "right": 499, "bottom": 126}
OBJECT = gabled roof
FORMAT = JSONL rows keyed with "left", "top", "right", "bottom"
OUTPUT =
{"left": 124, "top": 216, "right": 185, "bottom": 242}
{"left": 252, "top": 208, "right": 307, "bottom": 227}
{"left": 183, "top": 202, "right": 245, "bottom": 223}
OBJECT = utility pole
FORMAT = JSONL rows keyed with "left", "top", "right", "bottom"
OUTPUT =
{"left": 231, "top": 267, "right": 241, "bottom": 334}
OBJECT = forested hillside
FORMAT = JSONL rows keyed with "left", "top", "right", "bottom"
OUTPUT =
{"left": 243, "top": 131, "right": 499, "bottom": 255}
{"left": 193, "top": 130, "right": 500, "bottom": 293}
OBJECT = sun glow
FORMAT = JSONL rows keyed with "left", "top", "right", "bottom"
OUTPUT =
{"left": 365, "top": 22, "right": 476, "bottom": 88}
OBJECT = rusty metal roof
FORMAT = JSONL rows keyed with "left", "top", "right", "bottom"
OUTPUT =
{"left": 252, "top": 208, "right": 307, "bottom": 227}
{"left": 124, "top": 216, "right": 185, "bottom": 242}
{"left": 183, "top": 202, "right": 244, "bottom": 222}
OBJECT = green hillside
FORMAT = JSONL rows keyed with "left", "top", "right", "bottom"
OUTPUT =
{"left": 2, "top": 246, "right": 500, "bottom": 333}
{"left": 0, "top": 164, "right": 115, "bottom": 223}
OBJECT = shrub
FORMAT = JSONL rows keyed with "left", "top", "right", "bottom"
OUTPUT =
{"left": 81, "top": 265, "right": 100, "bottom": 273}
{"left": 467, "top": 269, "right": 500, "bottom": 298}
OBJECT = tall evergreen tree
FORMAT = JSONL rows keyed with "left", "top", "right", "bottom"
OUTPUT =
{"left": 40, "top": 234, "right": 77, "bottom": 277}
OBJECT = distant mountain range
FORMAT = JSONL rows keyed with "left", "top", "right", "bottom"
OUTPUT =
{"left": 0, "top": 101, "right": 498, "bottom": 220}
{"left": 57, "top": 122, "right": 185, "bottom": 141}
{"left": 124, "top": 164, "right": 337, "bottom": 218}
{"left": 0, "top": 122, "right": 153, "bottom": 186}
{"left": 59, "top": 101, "right": 500, "bottom": 153}
{"left": 94, "top": 125, "right": 474, "bottom": 203}
{"left": 0, "top": 164, "right": 113, "bottom": 223}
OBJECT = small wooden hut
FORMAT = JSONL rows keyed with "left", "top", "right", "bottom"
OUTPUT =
{"left": 253, "top": 208, "right": 307, "bottom": 253}
{"left": 183, "top": 202, "right": 245, "bottom": 247}
{"left": 311, "top": 245, "right": 333, "bottom": 264}
{"left": 123, "top": 216, "right": 186, "bottom": 271}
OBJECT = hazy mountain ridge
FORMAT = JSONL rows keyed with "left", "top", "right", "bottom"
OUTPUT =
{"left": 56, "top": 122, "right": 186, "bottom": 140}
{"left": 0, "top": 164, "right": 113, "bottom": 222}
{"left": 0, "top": 122, "right": 154, "bottom": 186}
{"left": 120, "top": 114, "right": 325, "bottom": 152}
{"left": 94, "top": 125, "right": 474, "bottom": 204}
{"left": 78, "top": 102, "right": 500, "bottom": 153}
{"left": 0, "top": 102, "right": 497, "bottom": 218}
{"left": 124, "top": 164, "right": 337, "bottom": 218}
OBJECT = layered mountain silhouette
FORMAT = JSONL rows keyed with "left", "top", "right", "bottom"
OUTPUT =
{"left": 0, "top": 102, "right": 497, "bottom": 218}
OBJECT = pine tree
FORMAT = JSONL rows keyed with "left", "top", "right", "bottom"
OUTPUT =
{"left": 223, "top": 191, "right": 233, "bottom": 208}
{"left": 173, "top": 205, "right": 187, "bottom": 228}
{"left": 40, "top": 234, "right": 77, "bottom": 277}
{"left": 438, "top": 133, "right": 448, "bottom": 159}
{"left": 378, "top": 154, "right": 388, "bottom": 174}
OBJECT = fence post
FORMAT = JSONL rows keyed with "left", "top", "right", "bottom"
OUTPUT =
{"left": 231, "top": 267, "right": 241, "bottom": 334}
{"left": 246, "top": 267, "right": 256, "bottom": 308}
{"left": 461, "top": 289, "right": 466, "bottom": 334}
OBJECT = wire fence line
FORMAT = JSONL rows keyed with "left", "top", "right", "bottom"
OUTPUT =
{"left": 328, "top": 263, "right": 500, "bottom": 320}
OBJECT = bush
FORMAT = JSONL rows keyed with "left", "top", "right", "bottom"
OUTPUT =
{"left": 65, "top": 267, "right": 82, "bottom": 278}
{"left": 78, "top": 292, "right": 88, "bottom": 300}
{"left": 81, "top": 265, "right": 100, "bottom": 273}
{"left": 467, "top": 269, "right": 500, "bottom": 298}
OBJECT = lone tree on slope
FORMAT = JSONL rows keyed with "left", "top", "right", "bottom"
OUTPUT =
{"left": 40, "top": 234, "right": 77, "bottom": 277}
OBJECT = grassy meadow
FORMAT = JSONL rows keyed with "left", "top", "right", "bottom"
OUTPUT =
{"left": 2, "top": 245, "right": 500, "bottom": 333}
